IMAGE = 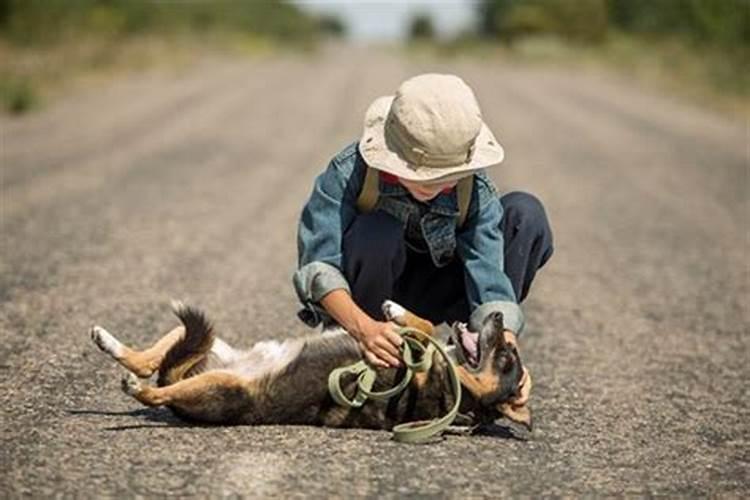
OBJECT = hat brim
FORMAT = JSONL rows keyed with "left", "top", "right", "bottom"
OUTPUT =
{"left": 358, "top": 95, "right": 505, "bottom": 184}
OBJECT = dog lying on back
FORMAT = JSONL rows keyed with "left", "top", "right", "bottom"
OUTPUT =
{"left": 90, "top": 300, "right": 532, "bottom": 431}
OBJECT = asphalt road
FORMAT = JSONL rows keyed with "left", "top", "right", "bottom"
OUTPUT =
{"left": 1, "top": 45, "right": 748, "bottom": 497}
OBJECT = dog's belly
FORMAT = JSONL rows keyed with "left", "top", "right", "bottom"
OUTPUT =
{"left": 205, "top": 337, "right": 305, "bottom": 381}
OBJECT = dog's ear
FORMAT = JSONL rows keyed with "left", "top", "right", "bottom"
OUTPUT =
{"left": 497, "top": 402, "right": 532, "bottom": 431}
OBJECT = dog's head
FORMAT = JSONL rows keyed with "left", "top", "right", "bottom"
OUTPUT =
{"left": 450, "top": 311, "right": 532, "bottom": 430}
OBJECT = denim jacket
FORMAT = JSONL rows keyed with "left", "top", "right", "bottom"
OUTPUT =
{"left": 293, "top": 142, "right": 524, "bottom": 334}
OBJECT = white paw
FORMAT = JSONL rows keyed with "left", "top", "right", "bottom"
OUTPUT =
{"left": 382, "top": 300, "right": 406, "bottom": 324}
{"left": 121, "top": 372, "right": 141, "bottom": 396}
{"left": 90, "top": 325, "right": 123, "bottom": 358}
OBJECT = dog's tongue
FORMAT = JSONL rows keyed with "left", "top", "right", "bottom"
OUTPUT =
{"left": 457, "top": 324, "right": 479, "bottom": 364}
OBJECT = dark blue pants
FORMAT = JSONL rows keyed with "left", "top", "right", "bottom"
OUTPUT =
{"left": 342, "top": 192, "right": 554, "bottom": 324}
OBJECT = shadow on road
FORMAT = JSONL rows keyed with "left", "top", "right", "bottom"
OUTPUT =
{"left": 67, "top": 407, "right": 188, "bottom": 431}
{"left": 474, "top": 422, "right": 531, "bottom": 441}
{"left": 67, "top": 408, "right": 530, "bottom": 439}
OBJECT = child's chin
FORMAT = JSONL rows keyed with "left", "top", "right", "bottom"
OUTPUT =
{"left": 413, "top": 192, "right": 438, "bottom": 202}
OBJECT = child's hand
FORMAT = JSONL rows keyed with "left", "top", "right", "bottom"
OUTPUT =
{"left": 503, "top": 330, "right": 531, "bottom": 406}
{"left": 512, "top": 366, "right": 532, "bottom": 407}
{"left": 353, "top": 319, "right": 403, "bottom": 368}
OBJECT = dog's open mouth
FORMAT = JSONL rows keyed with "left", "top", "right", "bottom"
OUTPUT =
{"left": 452, "top": 322, "right": 480, "bottom": 369}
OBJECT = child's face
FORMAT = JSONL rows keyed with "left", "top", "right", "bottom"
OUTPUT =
{"left": 398, "top": 178, "right": 459, "bottom": 202}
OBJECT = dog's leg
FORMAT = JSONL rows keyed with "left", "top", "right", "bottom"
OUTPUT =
{"left": 121, "top": 370, "right": 254, "bottom": 423}
{"left": 91, "top": 325, "right": 184, "bottom": 378}
{"left": 382, "top": 300, "right": 435, "bottom": 336}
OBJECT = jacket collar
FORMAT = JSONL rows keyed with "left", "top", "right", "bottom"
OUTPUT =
{"left": 378, "top": 174, "right": 459, "bottom": 217}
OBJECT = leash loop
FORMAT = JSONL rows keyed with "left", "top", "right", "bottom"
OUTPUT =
{"left": 327, "top": 326, "right": 462, "bottom": 444}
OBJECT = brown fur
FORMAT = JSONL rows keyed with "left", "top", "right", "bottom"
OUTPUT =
{"left": 111, "top": 327, "right": 184, "bottom": 378}
{"left": 455, "top": 364, "right": 500, "bottom": 400}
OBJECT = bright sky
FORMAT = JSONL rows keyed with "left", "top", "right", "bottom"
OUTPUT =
{"left": 294, "top": 0, "right": 479, "bottom": 41}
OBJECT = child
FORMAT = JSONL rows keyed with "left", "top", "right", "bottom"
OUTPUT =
{"left": 294, "top": 73, "right": 552, "bottom": 396}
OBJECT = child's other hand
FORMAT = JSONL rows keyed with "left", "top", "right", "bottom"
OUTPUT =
{"left": 512, "top": 366, "right": 532, "bottom": 407}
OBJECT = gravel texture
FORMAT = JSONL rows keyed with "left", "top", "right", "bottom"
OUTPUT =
{"left": 1, "top": 45, "right": 747, "bottom": 497}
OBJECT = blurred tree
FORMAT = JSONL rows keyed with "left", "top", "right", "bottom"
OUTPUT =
{"left": 478, "top": 0, "right": 608, "bottom": 44}
{"left": 409, "top": 13, "right": 436, "bottom": 41}
{"left": 478, "top": 0, "right": 518, "bottom": 40}
{"left": 608, "top": 0, "right": 750, "bottom": 47}
{"left": 0, "top": 0, "right": 11, "bottom": 28}
{"left": 478, "top": 0, "right": 749, "bottom": 47}
{"left": 0, "top": 0, "right": 321, "bottom": 46}
{"left": 317, "top": 14, "right": 346, "bottom": 38}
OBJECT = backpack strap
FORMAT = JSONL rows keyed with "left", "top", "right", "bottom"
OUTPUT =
{"left": 356, "top": 165, "right": 474, "bottom": 228}
{"left": 356, "top": 165, "right": 380, "bottom": 213}
{"left": 456, "top": 175, "right": 473, "bottom": 228}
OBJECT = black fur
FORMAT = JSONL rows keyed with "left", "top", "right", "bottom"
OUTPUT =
{"left": 157, "top": 303, "right": 215, "bottom": 387}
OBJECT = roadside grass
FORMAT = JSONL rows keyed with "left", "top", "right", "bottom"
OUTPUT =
{"left": 409, "top": 33, "right": 749, "bottom": 119}
{"left": 0, "top": 32, "right": 294, "bottom": 116}
{"left": 0, "top": 76, "right": 36, "bottom": 113}
{"left": 3, "top": 31, "right": 745, "bottom": 119}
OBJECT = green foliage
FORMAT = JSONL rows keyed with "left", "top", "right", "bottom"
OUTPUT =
{"left": 317, "top": 14, "right": 346, "bottom": 37}
{"left": 478, "top": 0, "right": 750, "bottom": 47}
{"left": 607, "top": 0, "right": 750, "bottom": 47}
{"left": 0, "top": 0, "right": 320, "bottom": 46}
{"left": 479, "top": 0, "right": 608, "bottom": 43}
{"left": 478, "top": 0, "right": 517, "bottom": 38}
{"left": 409, "top": 13, "right": 436, "bottom": 41}
{"left": 0, "top": 76, "right": 37, "bottom": 114}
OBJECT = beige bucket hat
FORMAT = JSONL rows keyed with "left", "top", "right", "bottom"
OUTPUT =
{"left": 358, "top": 73, "right": 504, "bottom": 184}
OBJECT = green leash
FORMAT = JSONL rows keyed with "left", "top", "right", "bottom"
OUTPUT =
{"left": 327, "top": 326, "right": 462, "bottom": 444}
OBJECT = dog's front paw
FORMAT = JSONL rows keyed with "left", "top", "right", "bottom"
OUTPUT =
{"left": 382, "top": 300, "right": 407, "bottom": 325}
{"left": 121, "top": 372, "right": 142, "bottom": 396}
{"left": 90, "top": 325, "right": 123, "bottom": 358}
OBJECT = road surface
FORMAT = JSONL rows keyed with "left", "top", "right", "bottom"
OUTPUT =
{"left": 1, "top": 45, "right": 747, "bottom": 496}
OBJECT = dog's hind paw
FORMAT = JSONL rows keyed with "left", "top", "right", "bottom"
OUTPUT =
{"left": 90, "top": 325, "right": 123, "bottom": 358}
{"left": 121, "top": 372, "right": 142, "bottom": 396}
{"left": 382, "top": 300, "right": 406, "bottom": 325}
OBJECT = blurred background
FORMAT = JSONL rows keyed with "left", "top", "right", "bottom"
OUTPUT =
{"left": 2, "top": 2, "right": 748, "bottom": 496}
{"left": 1, "top": 0, "right": 747, "bottom": 116}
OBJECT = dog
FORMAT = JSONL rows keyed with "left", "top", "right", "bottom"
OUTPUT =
{"left": 90, "top": 300, "right": 532, "bottom": 432}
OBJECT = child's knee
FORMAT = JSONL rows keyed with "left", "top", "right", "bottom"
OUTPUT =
{"left": 501, "top": 191, "right": 553, "bottom": 241}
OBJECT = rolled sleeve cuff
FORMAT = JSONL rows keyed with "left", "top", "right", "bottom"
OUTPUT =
{"left": 469, "top": 300, "right": 525, "bottom": 336}
{"left": 293, "top": 261, "right": 351, "bottom": 327}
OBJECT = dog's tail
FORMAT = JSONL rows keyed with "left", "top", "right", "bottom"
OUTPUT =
{"left": 157, "top": 300, "right": 215, "bottom": 387}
